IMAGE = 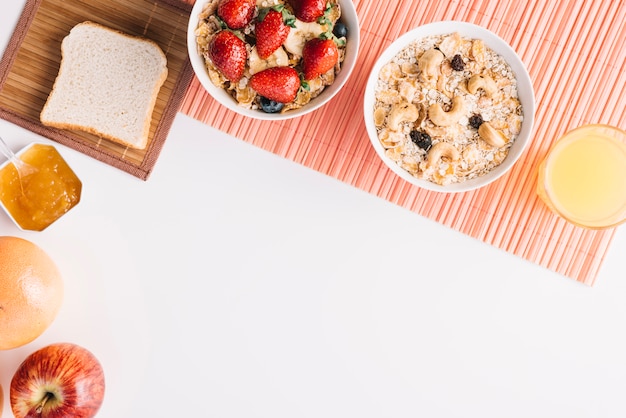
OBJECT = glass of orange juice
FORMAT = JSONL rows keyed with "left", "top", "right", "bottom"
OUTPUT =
{"left": 537, "top": 124, "right": 626, "bottom": 229}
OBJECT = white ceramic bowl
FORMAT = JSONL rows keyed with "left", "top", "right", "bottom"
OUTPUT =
{"left": 187, "top": 0, "right": 360, "bottom": 120}
{"left": 363, "top": 21, "right": 535, "bottom": 193}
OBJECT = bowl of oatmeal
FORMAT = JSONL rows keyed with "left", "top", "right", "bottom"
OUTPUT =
{"left": 188, "top": 0, "right": 360, "bottom": 120}
{"left": 363, "top": 21, "right": 535, "bottom": 192}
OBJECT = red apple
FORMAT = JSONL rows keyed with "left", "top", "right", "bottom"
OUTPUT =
{"left": 10, "top": 343, "right": 105, "bottom": 418}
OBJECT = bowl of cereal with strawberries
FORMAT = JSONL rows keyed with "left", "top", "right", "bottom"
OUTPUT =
{"left": 363, "top": 21, "right": 535, "bottom": 192}
{"left": 188, "top": 0, "right": 360, "bottom": 120}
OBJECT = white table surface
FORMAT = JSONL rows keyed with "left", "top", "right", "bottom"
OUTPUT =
{"left": 1, "top": 3, "right": 626, "bottom": 417}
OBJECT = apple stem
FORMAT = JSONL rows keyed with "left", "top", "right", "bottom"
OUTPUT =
{"left": 36, "top": 392, "right": 54, "bottom": 413}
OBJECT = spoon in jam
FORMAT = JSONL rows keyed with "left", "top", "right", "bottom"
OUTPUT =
{"left": 0, "top": 136, "right": 37, "bottom": 179}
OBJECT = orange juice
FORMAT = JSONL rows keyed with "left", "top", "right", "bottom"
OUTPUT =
{"left": 537, "top": 125, "right": 626, "bottom": 229}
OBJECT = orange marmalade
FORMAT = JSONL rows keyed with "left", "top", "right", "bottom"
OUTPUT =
{"left": 0, "top": 144, "right": 81, "bottom": 231}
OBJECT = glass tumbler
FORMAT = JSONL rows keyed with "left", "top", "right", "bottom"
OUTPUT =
{"left": 537, "top": 124, "right": 626, "bottom": 229}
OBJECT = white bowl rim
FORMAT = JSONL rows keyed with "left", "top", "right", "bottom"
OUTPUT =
{"left": 187, "top": 0, "right": 361, "bottom": 121}
{"left": 363, "top": 20, "right": 536, "bottom": 193}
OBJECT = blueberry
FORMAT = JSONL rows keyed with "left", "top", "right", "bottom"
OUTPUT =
{"left": 409, "top": 130, "right": 432, "bottom": 150}
{"left": 333, "top": 22, "right": 348, "bottom": 38}
{"left": 260, "top": 97, "right": 284, "bottom": 113}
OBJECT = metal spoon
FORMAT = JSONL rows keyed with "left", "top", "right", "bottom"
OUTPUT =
{"left": 0, "top": 136, "right": 37, "bottom": 178}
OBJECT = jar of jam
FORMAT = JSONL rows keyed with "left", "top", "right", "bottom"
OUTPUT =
{"left": 0, "top": 143, "right": 82, "bottom": 231}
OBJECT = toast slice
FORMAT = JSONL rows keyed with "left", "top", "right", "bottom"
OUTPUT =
{"left": 40, "top": 21, "right": 168, "bottom": 150}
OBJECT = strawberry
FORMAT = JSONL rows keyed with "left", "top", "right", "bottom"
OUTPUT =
{"left": 301, "top": 37, "right": 338, "bottom": 80}
{"left": 208, "top": 31, "right": 248, "bottom": 82}
{"left": 217, "top": 0, "right": 256, "bottom": 29}
{"left": 255, "top": 7, "right": 293, "bottom": 59}
{"left": 249, "top": 67, "right": 301, "bottom": 103}
{"left": 289, "top": 0, "right": 327, "bottom": 23}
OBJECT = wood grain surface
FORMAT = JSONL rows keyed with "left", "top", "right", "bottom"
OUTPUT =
{"left": 0, "top": 0, "right": 194, "bottom": 179}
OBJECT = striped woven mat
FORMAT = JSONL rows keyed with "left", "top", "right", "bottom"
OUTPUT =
{"left": 180, "top": 0, "right": 626, "bottom": 286}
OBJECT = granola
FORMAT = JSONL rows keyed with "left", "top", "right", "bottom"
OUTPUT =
{"left": 195, "top": 0, "right": 347, "bottom": 113}
{"left": 373, "top": 32, "right": 523, "bottom": 186}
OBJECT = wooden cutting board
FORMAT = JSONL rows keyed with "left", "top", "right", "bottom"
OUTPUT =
{"left": 0, "top": 0, "right": 194, "bottom": 180}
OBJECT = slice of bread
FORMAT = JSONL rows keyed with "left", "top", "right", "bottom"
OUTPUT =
{"left": 40, "top": 21, "right": 168, "bottom": 150}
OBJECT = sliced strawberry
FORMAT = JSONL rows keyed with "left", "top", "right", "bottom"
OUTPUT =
{"left": 289, "top": 0, "right": 326, "bottom": 23}
{"left": 217, "top": 0, "right": 256, "bottom": 29}
{"left": 255, "top": 8, "right": 293, "bottom": 59}
{"left": 208, "top": 31, "right": 248, "bottom": 82}
{"left": 249, "top": 67, "right": 301, "bottom": 103}
{"left": 302, "top": 37, "right": 339, "bottom": 80}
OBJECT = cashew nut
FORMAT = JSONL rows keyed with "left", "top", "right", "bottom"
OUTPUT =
{"left": 428, "top": 96, "right": 465, "bottom": 126}
{"left": 467, "top": 74, "right": 498, "bottom": 97}
{"left": 414, "top": 103, "right": 427, "bottom": 128}
{"left": 478, "top": 122, "right": 507, "bottom": 147}
{"left": 427, "top": 142, "right": 460, "bottom": 166}
{"left": 387, "top": 102, "right": 420, "bottom": 131}
{"left": 418, "top": 48, "right": 445, "bottom": 79}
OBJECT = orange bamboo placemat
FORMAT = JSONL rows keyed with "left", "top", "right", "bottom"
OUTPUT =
{"left": 182, "top": 0, "right": 625, "bottom": 286}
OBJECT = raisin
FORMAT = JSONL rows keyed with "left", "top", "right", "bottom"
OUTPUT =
{"left": 410, "top": 130, "right": 432, "bottom": 150}
{"left": 469, "top": 114, "right": 484, "bottom": 129}
{"left": 450, "top": 54, "right": 465, "bottom": 71}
